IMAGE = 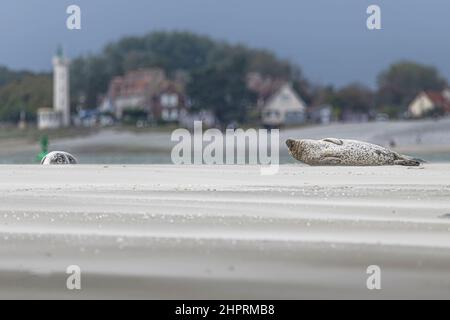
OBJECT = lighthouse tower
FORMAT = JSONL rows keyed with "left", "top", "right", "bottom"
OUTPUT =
{"left": 52, "top": 46, "right": 70, "bottom": 127}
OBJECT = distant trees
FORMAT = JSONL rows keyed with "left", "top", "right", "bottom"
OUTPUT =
{"left": 70, "top": 31, "right": 307, "bottom": 123}
{"left": 70, "top": 55, "right": 110, "bottom": 110}
{"left": 0, "top": 73, "right": 52, "bottom": 122}
{"left": 320, "top": 84, "right": 374, "bottom": 121}
{"left": 336, "top": 84, "right": 374, "bottom": 113}
{"left": 315, "top": 61, "right": 448, "bottom": 120}
{"left": 0, "top": 31, "right": 308, "bottom": 123}
{"left": 70, "top": 32, "right": 220, "bottom": 109}
{"left": 376, "top": 61, "right": 448, "bottom": 116}
{"left": 0, "top": 32, "right": 449, "bottom": 124}
{"left": 187, "top": 52, "right": 257, "bottom": 125}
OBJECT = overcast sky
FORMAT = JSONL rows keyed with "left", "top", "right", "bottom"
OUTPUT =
{"left": 0, "top": 0, "right": 449, "bottom": 88}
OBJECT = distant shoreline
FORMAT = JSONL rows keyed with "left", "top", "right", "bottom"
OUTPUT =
{"left": 1, "top": 118, "right": 450, "bottom": 164}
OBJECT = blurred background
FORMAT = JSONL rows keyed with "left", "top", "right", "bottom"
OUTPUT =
{"left": 0, "top": 0, "right": 449, "bottom": 164}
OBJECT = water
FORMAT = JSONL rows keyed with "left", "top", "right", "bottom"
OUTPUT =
{"left": 0, "top": 151, "right": 172, "bottom": 164}
{"left": 2, "top": 150, "right": 450, "bottom": 164}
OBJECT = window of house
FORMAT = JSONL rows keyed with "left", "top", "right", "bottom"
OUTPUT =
{"left": 162, "top": 109, "right": 170, "bottom": 120}
{"left": 161, "top": 94, "right": 179, "bottom": 107}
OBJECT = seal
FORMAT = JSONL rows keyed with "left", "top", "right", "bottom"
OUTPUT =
{"left": 41, "top": 151, "right": 78, "bottom": 165}
{"left": 286, "top": 138, "right": 423, "bottom": 166}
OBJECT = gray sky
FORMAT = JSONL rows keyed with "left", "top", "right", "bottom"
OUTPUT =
{"left": 1, "top": 0, "right": 449, "bottom": 88}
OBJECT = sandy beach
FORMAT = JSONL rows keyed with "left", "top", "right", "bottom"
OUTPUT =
{"left": 1, "top": 164, "right": 450, "bottom": 299}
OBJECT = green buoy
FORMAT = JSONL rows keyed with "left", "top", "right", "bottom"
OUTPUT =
{"left": 36, "top": 135, "right": 49, "bottom": 163}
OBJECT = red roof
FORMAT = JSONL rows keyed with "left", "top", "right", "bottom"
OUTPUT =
{"left": 425, "top": 91, "right": 450, "bottom": 112}
{"left": 246, "top": 72, "right": 286, "bottom": 100}
{"left": 108, "top": 68, "right": 167, "bottom": 98}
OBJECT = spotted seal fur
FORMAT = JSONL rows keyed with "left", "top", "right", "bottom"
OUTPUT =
{"left": 286, "top": 138, "right": 423, "bottom": 166}
{"left": 41, "top": 151, "right": 78, "bottom": 165}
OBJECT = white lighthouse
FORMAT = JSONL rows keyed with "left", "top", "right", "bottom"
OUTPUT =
{"left": 37, "top": 47, "right": 71, "bottom": 130}
{"left": 52, "top": 46, "right": 70, "bottom": 127}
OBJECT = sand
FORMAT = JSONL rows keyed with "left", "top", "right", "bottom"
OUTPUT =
{"left": 0, "top": 164, "right": 450, "bottom": 299}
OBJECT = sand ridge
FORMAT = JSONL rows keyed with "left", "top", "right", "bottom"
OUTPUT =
{"left": 0, "top": 164, "right": 450, "bottom": 299}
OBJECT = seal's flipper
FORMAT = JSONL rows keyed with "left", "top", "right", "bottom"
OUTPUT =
{"left": 394, "top": 154, "right": 425, "bottom": 166}
{"left": 317, "top": 157, "right": 342, "bottom": 165}
{"left": 411, "top": 157, "right": 426, "bottom": 164}
{"left": 394, "top": 159, "right": 421, "bottom": 166}
{"left": 322, "top": 138, "right": 343, "bottom": 145}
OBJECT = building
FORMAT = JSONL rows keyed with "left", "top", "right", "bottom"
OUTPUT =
{"left": 158, "top": 82, "right": 185, "bottom": 122}
{"left": 261, "top": 83, "right": 307, "bottom": 127}
{"left": 246, "top": 72, "right": 287, "bottom": 107}
{"left": 408, "top": 90, "right": 450, "bottom": 118}
{"left": 38, "top": 46, "right": 71, "bottom": 129}
{"left": 37, "top": 108, "right": 62, "bottom": 130}
{"left": 101, "top": 68, "right": 187, "bottom": 123}
{"left": 443, "top": 88, "right": 450, "bottom": 101}
{"left": 53, "top": 46, "right": 70, "bottom": 127}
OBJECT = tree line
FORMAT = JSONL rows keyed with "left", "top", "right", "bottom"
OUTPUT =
{"left": 0, "top": 31, "right": 447, "bottom": 123}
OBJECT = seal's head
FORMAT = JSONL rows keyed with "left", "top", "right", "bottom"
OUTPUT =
{"left": 286, "top": 138, "right": 305, "bottom": 161}
{"left": 286, "top": 138, "right": 330, "bottom": 163}
{"left": 285, "top": 139, "right": 295, "bottom": 150}
{"left": 41, "top": 151, "right": 78, "bottom": 165}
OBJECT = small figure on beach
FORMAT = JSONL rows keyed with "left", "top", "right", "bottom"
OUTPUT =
{"left": 286, "top": 138, "right": 423, "bottom": 166}
{"left": 41, "top": 151, "right": 78, "bottom": 165}
{"left": 389, "top": 139, "right": 396, "bottom": 148}
{"left": 416, "top": 134, "right": 422, "bottom": 144}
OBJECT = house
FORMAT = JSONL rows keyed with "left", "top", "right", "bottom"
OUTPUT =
{"left": 100, "top": 68, "right": 187, "bottom": 123}
{"left": 408, "top": 90, "right": 450, "bottom": 118}
{"left": 157, "top": 81, "right": 186, "bottom": 122}
{"left": 37, "top": 108, "right": 62, "bottom": 130}
{"left": 246, "top": 72, "right": 287, "bottom": 108}
{"left": 443, "top": 88, "right": 450, "bottom": 101}
{"left": 260, "top": 83, "right": 307, "bottom": 127}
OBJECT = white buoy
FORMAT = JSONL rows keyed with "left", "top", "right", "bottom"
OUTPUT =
{"left": 41, "top": 151, "right": 78, "bottom": 165}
